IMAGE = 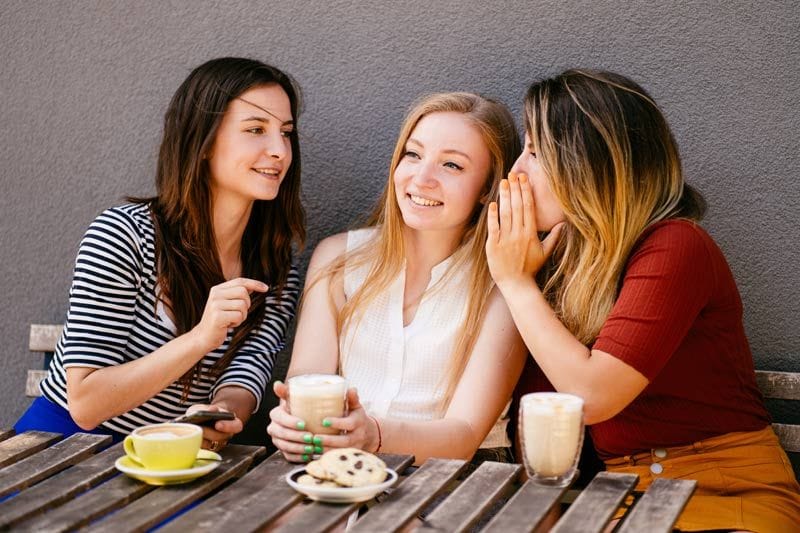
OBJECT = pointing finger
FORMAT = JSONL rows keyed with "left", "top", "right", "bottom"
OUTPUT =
{"left": 498, "top": 180, "right": 512, "bottom": 234}
{"left": 519, "top": 174, "right": 536, "bottom": 233}
{"left": 487, "top": 202, "right": 500, "bottom": 243}
{"left": 508, "top": 174, "right": 523, "bottom": 235}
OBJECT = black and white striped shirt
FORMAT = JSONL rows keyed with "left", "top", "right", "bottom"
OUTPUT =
{"left": 40, "top": 203, "right": 299, "bottom": 435}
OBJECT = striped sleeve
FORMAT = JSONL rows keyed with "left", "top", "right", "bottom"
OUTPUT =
{"left": 60, "top": 207, "right": 143, "bottom": 369}
{"left": 212, "top": 265, "right": 302, "bottom": 411}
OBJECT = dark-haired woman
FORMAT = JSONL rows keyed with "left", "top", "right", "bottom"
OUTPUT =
{"left": 15, "top": 57, "right": 305, "bottom": 452}
{"left": 486, "top": 70, "right": 800, "bottom": 531}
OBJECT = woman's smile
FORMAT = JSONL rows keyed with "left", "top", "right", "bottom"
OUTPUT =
{"left": 407, "top": 193, "right": 443, "bottom": 207}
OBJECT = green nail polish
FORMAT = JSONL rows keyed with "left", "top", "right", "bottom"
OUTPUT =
{"left": 303, "top": 434, "right": 312, "bottom": 444}
{"left": 302, "top": 454, "right": 310, "bottom": 462}
{"left": 313, "top": 436, "right": 323, "bottom": 445}
{"left": 296, "top": 421, "right": 306, "bottom": 430}
{"left": 304, "top": 445, "right": 313, "bottom": 454}
{"left": 322, "top": 419, "right": 332, "bottom": 428}
{"left": 314, "top": 446, "right": 323, "bottom": 454}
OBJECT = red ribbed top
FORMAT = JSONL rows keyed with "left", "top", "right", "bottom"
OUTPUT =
{"left": 589, "top": 219, "right": 770, "bottom": 459}
{"left": 512, "top": 220, "right": 771, "bottom": 459}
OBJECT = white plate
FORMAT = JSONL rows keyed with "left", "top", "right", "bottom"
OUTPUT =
{"left": 285, "top": 466, "right": 399, "bottom": 503}
{"left": 115, "top": 450, "right": 222, "bottom": 485}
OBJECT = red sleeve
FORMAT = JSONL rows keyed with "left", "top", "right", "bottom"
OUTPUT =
{"left": 592, "top": 221, "right": 715, "bottom": 381}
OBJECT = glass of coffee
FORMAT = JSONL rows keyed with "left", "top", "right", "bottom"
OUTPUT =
{"left": 519, "top": 392, "right": 584, "bottom": 487}
{"left": 287, "top": 374, "right": 348, "bottom": 435}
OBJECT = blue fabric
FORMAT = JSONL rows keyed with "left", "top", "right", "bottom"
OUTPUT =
{"left": 14, "top": 396, "right": 125, "bottom": 444}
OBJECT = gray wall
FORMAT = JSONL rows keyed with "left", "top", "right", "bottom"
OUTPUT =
{"left": 1, "top": 0, "right": 798, "bottom": 429}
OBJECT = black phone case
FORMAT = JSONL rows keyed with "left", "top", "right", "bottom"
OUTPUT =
{"left": 174, "top": 411, "right": 235, "bottom": 425}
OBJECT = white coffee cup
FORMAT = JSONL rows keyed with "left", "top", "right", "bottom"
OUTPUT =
{"left": 519, "top": 392, "right": 584, "bottom": 487}
{"left": 287, "top": 374, "right": 347, "bottom": 435}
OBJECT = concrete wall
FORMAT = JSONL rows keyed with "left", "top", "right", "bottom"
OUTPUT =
{"left": 2, "top": 1, "right": 798, "bottom": 435}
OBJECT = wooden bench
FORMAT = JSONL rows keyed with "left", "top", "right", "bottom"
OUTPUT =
{"left": 26, "top": 324, "right": 63, "bottom": 397}
{"left": 754, "top": 370, "right": 800, "bottom": 477}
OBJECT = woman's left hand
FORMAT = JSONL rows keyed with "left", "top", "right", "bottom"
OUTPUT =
{"left": 312, "top": 388, "right": 380, "bottom": 453}
{"left": 486, "top": 173, "right": 564, "bottom": 290}
{"left": 185, "top": 403, "right": 243, "bottom": 452}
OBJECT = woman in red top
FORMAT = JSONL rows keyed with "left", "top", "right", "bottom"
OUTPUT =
{"left": 486, "top": 69, "right": 800, "bottom": 531}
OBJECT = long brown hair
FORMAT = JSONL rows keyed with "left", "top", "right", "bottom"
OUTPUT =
{"left": 312, "top": 92, "right": 519, "bottom": 408}
{"left": 131, "top": 57, "right": 305, "bottom": 397}
{"left": 525, "top": 70, "right": 705, "bottom": 343}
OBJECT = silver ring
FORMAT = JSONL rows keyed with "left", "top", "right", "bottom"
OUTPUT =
{"left": 209, "top": 440, "right": 221, "bottom": 452}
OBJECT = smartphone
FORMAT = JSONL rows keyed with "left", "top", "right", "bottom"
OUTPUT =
{"left": 173, "top": 410, "right": 235, "bottom": 426}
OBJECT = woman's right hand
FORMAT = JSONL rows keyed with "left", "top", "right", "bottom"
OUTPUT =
{"left": 267, "top": 381, "right": 319, "bottom": 463}
{"left": 486, "top": 174, "right": 563, "bottom": 290}
{"left": 190, "top": 278, "right": 268, "bottom": 353}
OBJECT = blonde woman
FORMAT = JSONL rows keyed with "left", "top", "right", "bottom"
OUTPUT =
{"left": 268, "top": 93, "right": 527, "bottom": 465}
{"left": 487, "top": 70, "right": 800, "bottom": 531}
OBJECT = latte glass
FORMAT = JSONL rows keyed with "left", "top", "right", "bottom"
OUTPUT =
{"left": 287, "top": 374, "right": 347, "bottom": 435}
{"left": 519, "top": 392, "right": 584, "bottom": 487}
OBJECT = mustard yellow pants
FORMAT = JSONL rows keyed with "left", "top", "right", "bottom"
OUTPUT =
{"left": 605, "top": 426, "right": 800, "bottom": 532}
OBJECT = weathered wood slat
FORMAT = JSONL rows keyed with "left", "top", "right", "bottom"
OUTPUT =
{"left": 755, "top": 370, "right": 800, "bottom": 457}
{"left": 157, "top": 451, "right": 302, "bottom": 532}
{"left": 0, "top": 442, "right": 123, "bottom": 529}
{"left": 349, "top": 458, "right": 467, "bottom": 533}
{"left": 617, "top": 478, "right": 696, "bottom": 533}
{"left": 14, "top": 472, "right": 156, "bottom": 532}
{"left": 0, "top": 430, "right": 61, "bottom": 468}
{"left": 0, "top": 428, "right": 14, "bottom": 442}
{"left": 773, "top": 423, "right": 800, "bottom": 453}
{"left": 271, "top": 454, "right": 416, "bottom": 533}
{"left": 481, "top": 478, "right": 567, "bottom": 533}
{"left": 756, "top": 370, "right": 800, "bottom": 400}
{"left": 551, "top": 472, "right": 638, "bottom": 533}
{"left": 25, "top": 370, "right": 48, "bottom": 397}
{"left": 0, "top": 433, "right": 110, "bottom": 498}
{"left": 86, "top": 444, "right": 265, "bottom": 533}
{"left": 422, "top": 461, "right": 522, "bottom": 532}
{"left": 29, "top": 324, "right": 63, "bottom": 352}
{"left": 379, "top": 453, "right": 417, "bottom": 473}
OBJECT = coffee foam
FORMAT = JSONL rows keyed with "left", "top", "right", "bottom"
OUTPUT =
{"left": 139, "top": 431, "right": 185, "bottom": 440}
{"left": 288, "top": 374, "right": 347, "bottom": 396}
{"left": 137, "top": 425, "right": 197, "bottom": 439}
{"left": 521, "top": 392, "right": 583, "bottom": 413}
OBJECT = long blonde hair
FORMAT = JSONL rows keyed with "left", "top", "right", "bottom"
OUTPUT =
{"left": 312, "top": 92, "right": 519, "bottom": 407}
{"left": 526, "top": 70, "right": 706, "bottom": 343}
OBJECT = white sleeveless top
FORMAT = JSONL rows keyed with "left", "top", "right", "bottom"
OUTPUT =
{"left": 340, "top": 228, "right": 510, "bottom": 448}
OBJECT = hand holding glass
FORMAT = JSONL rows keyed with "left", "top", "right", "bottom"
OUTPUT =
{"left": 287, "top": 374, "right": 347, "bottom": 435}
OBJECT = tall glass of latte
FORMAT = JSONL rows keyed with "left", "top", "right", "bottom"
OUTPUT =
{"left": 287, "top": 374, "right": 347, "bottom": 435}
{"left": 519, "top": 392, "right": 584, "bottom": 487}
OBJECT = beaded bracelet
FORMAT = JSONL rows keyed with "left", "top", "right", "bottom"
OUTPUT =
{"left": 369, "top": 415, "right": 382, "bottom": 453}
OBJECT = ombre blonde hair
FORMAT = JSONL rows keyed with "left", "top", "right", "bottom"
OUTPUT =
{"left": 311, "top": 92, "right": 519, "bottom": 408}
{"left": 525, "top": 70, "right": 706, "bottom": 344}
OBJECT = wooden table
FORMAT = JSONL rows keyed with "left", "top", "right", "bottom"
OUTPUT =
{"left": 0, "top": 430, "right": 696, "bottom": 532}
